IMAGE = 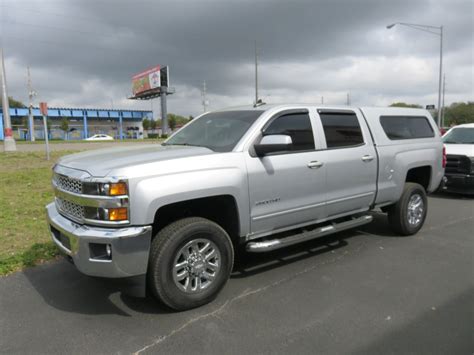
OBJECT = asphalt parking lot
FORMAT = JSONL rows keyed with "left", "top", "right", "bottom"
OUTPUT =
{"left": 0, "top": 194, "right": 472, "bottom": 354}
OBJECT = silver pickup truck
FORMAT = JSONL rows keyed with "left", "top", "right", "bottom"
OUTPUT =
{"left": 46, "top": 104, "right": 444, "bottom": 310}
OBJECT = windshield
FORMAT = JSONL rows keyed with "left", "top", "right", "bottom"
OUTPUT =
{"left": 164, "top": 110, "right": 264, "bottom": 152}
{"left": 443, "top": 127, "right": 474, "bottom": 144}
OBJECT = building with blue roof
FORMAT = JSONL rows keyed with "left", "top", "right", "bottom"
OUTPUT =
{"left": 0, "top": 107, "right": 152, "bottom": 140}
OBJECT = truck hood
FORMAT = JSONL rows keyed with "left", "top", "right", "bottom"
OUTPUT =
{"left": 57, "top": 144, "right": 215, "bottom": 176}
{"left": 444, "top": 144, "right": 474, "bottom": 158}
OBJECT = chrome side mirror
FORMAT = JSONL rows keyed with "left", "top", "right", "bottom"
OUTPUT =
{"left": 254, "top": 134, "right": 293, "bottom": 156}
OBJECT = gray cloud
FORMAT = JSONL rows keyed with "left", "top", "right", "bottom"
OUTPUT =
{"left": 1, "top": 0, "right": 472, "bottom": 116}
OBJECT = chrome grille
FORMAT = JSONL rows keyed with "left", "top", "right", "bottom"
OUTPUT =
{"left": 54, "top": 173, "right": 83, "bottom": 194}
{"left": 56, "top": 197, "right": 84, "bottom": 221}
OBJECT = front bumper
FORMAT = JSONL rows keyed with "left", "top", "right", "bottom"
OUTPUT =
{"left": 442, "top": 173, "right": 474, "bottom": 195}
{"left": 46, "top": 202, "right": 152, "bottom": 278}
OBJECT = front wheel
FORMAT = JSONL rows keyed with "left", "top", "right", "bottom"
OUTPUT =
{"left": 387, "top": 182, "right": 428, "bottom": 236}
{"left": 148, "top": 217, "right": 234, "bottom": 311}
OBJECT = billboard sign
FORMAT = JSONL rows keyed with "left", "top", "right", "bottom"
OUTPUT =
{"left": 160, "top": 66, "right": 169, "bottom": 87}
{"left": 39, "top": 102, "right": 48, "bottom": 116}
{"left": 132, "top": 65, "right": 161, "bottom": 96}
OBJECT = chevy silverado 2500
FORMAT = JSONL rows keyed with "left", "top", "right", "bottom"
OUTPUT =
{"left": 46, "top": 104, "right": 444, "bottom": 310}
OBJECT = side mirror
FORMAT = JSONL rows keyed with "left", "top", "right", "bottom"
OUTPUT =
{"left": 254, "top": 134, "right": 292, "bottom": 156}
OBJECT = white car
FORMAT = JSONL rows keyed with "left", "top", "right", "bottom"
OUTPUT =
{"left": 84, "top": 134, "right": 114, "bottom": 141}
{"left": 441, "top": 123, "right": 474, "bottom": 194}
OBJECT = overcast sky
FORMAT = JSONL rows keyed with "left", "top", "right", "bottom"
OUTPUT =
{"left": 1, "top": 0, "right": 472, "bottom": 117}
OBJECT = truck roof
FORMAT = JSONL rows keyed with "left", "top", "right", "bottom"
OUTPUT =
{"left": 214, "top": 103, "right": 431, "bottom": 114}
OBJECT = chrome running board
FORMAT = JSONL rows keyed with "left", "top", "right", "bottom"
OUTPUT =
{"left": 246, "top": 215, "right": 373, "bottom": 253}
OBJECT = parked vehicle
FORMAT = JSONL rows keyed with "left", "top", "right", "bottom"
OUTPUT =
{"left": 440, "top": 123, "right": 474, "bottom": 194}
{"left": 46, "top": 105, "right": 444, "bottom": 310}
{"left": 84, "top": 134, "right": 114, "bottom": 141}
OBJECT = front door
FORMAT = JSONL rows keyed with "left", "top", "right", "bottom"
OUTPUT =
{"left": 245, "top": 110, "right": 327, "bottom": 237}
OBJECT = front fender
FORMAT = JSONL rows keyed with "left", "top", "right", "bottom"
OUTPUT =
{"left": 130, "top": 167, "right": 250, "bottom": 236}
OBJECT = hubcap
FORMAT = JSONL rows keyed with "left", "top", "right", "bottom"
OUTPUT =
{"left": 172, "top": 238, "right": 221, "bottom": 293}
{"left": 407, "top": 193, "right": 424, "bottom": 226}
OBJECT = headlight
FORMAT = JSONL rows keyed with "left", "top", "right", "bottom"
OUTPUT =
{"left": 84, "top": 207, "right": 129, "bottom": 222}
{"left": 83, "top": 181, "right": 128, "bottom": 196}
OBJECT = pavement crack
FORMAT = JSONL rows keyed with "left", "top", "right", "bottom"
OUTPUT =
{"left": 133, "top": 243, "right": 364, "bottom": 354}
{"left": 133, "top": 300, "right": 230, "bottom": 355}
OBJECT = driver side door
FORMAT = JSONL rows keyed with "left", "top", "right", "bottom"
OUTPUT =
{"left": 245, "top": 109, "right": 327, "bottom": 237}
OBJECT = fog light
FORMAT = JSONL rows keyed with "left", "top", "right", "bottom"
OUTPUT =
{"left": 89, "top": 243, "right": 112, "bottom": 261}
{"left": 109, "top": 207, "right": 128, "bottom": 221}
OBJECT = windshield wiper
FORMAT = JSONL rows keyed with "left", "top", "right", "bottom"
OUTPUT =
{"left": 443, "top": 141, "right": 459, "bottom": 144}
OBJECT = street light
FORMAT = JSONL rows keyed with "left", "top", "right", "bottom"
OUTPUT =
{"left": 386, "top": 22, "right": 444, "bottom": 126}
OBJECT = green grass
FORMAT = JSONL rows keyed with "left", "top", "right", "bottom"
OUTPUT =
{"left": 0, "top": 151, "right": 76, "bottom": 275}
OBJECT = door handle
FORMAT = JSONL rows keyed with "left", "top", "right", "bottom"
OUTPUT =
{"left": 361, "top": 155, "right": 374, "bottom": 162}
{"left": 307, "top": 161, "right": 324, "bottom": 169}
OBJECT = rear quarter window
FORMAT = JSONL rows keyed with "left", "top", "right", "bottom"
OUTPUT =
{"left": 380, "top": 116, "right": 434, "bottom": 140}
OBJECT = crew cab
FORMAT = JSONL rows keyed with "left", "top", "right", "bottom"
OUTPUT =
{"left": 46, "top": 104, "right": 444, "bottom": 310}
{"left": 441, "top": 123, "right": 474, "bottom": 194}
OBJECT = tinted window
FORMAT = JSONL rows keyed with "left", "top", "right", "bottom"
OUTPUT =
{"left": 319, "top": 112, "right": 364, "bottom": 148}
{"left": 264, "top": 112, "right": 315, "bottom": 152}
{"left": 165, "top": 110, "right": 263, "bottom": 152}
{"left": 380, "top": 116, "right": 434, "bottom": 140}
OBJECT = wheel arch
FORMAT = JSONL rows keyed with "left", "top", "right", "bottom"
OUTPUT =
{"left": 151, "top": 195, "right": 242, "bottom": 245}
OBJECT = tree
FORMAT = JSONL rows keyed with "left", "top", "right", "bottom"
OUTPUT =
{"left": 59, "top": 118, "right": 69, "bottom": 140}
{"left": 0, "top": 96, "right": 26, "bottom": 108}
{"left": 168, "top": 115, "right": 177, "bottom": 131}
{"left": 149, "top": 119, "right": 157, "bottom": 131}
{"left": 142, "top": 118, "right": 151, "bottom": 131}
{"left": 443, "top": 102, "right": 474, "bottom": 126}
{"left": 389, "top": 102, "right": 423, "bottom": 108}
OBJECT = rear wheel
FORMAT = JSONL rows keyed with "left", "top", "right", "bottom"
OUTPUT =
{"left": 387, "top": 182, "right": 427, "bottom": 236}
{"left": 148, "top": 217, "right": 234, "bottom": 311}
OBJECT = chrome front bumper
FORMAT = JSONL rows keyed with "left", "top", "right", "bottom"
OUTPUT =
{"left": 46, "top": 202, "right": 152, "bottom": 278}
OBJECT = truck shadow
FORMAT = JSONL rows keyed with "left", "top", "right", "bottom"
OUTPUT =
{"left": 232, "top": 233, "right": 350, "bottom": 278}
{"left": 22, "top": 260, "right": 172, "bottom": 316}
{"left": 231, "top": 212, "right": 400, "bottom": 277}
{"left": 22, "top": 215, "right": 395, "bottom": 316}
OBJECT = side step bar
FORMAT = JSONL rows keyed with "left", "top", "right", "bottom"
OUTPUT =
{"left": 246, "top": 215, "right": 373, "bottom": 253}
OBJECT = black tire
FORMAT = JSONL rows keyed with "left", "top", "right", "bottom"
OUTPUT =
{"left": 147, "top": 217, "right": 234, "bottom": 311}
{"left": 387, "top": 182, "right": 428, "bottom": 236}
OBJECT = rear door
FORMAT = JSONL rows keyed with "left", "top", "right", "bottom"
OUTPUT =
{"left": 314, "top": 109, "right": 377, "bottom": 217}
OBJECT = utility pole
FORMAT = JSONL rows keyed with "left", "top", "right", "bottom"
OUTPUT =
{"left": 254, "top": 40, "right": 259, "bottom": 106}
{"left": 346, "top": 92, "right": 351, "bottom": 106}
{"left": 1, "top": 48, "right": 16, "bottom": 151}
{"left": 321, "top": 96, "right": 324, "bottom": 104}
{"left": 201, "top": 80, "right": 208, "bottom": 113}
{"left": 27, "top": 66, "right": 36, "bottom": 141}
{"left": 160, "top": 88, "right": 168, "bottom": 135}
{"left": 437, "top": 26, "right": 443, "bottom": 127}
{"left": 441, "top": 74, "right": 446, "bottom": 127}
